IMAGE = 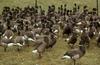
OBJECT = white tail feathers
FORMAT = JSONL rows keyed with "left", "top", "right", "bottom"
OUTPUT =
{"left": 32, "top": 50, "right": 38, "bottom": 54}
{"left": 99, "top": 32, "right": 100, "bottom": 34}
{"left": 85, "top": 28, "right": 88, "bottom": 30}
{"left": 62, "top": 55, "right": 71, "bottom": 59}
{"left": 4, "top": 36, "right": 13, "bottom": 39}
{"left": 8, "top": 43, "right": 24, "bottom": 47}
{"left": 66, "top": 38, "right": 69, "bottom": 41}
{"left": 22, "top": 36, "right": 26, "bottom": 40}
{"left": 93, "top": 32, "right": 96, "bottom": 35}
{"left": 16, "top": 43, "right": 23, "bottom": 46}
{"left": 7, "top": 43, "right": 14, "bottom": 47}
{"left": 76, "top": 29, "right": 80, "bottom": 33}
{"left": 77, "top": 22, "right": 82, "bottom": 25}
{"left": 36, "top": 34, "right": 40, "bottom": 37}
{"left": 9, "top": 36, "right": 13, "bottom": 39}
{"left": 80, "top": 30, "right": 83, "bottom": 33}
{"left": 54, "top": 30, "right": 58, "bottom": 33}
{"left": 99, "top": 22, "right": 100, "bottom": 24}
{"left": 28, "top": 38, "right": 35, "bottom": 42}
{"left": 76, "top": 29, "right": 83, "bottom": 33}
{"left": 4, "top": 36, "right": 8, "bottom": 39}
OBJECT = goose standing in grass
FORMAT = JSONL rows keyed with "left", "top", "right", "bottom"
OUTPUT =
{"left": 2, "top": 26, "right": 14, "bottom": 40}
{"left": 1, "top": 26, "right": 14, "bottom": 51}
{"left": 62, "top": 45, "right": 86, "bottom": 65}
{"left": 32, "top": 33, "right": 56, "bottom": 58}
{"left": 32, "top": 36, "right": 48, "bottom": 58}
{"left": 67, "top": 32, "right": 78, "bottom": 48}
{"left": 1, "top": 37, "right": 14, "bottom": 52}
{"left": 14, "top": 31, "right": 26, "bottom": 51}
{"left": 24, "top": 26, "right": 36, "bottom": 47}
{"left": 80, "top": 29, "right": 90, "bottom": 48}
{"left": 96, "top": 32, "right": 100, "bottom": 47}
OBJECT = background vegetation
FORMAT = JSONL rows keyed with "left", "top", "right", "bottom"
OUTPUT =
{"left": 0, "top": 0, "right": 100, "bottom": 13}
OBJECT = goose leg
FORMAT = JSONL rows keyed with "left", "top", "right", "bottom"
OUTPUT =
{"left": 17, "top": 46, "right": 21, "bottom": 52}
{"left": 97, "top": 42, "right": 100, "bottom": 47}
{"left": 38, "top": 52, "right": 42, "bottom": 59}
{"left": 26, "top": 40, "right": 29, "bottom": 47}
{"left": 4, "top": 46, "right": 7, "bottom": 52}
{"left": 86, "top": 42, "right": 90, "bottom": 48}
{"left": 71, "top": 44, "right": 74, "bottom": 49}
{"left": 17, "top": 47, "right": 20, "bottom": 51}
{"left": 73, "top": 59, "right": 76, "bottom": 65}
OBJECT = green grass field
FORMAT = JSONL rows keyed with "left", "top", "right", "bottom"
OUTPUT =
{"left": 0, "top": 0, "right": 100, "bottom": 65}
{"left": 0, "top": 36, "right": 100, "bottom": 65}
{"left": 0, "top": 0, "right": 100, "bottom": 13}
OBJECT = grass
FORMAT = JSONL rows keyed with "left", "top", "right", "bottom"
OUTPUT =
{"left": 0, "top": 35, "right": 100, "bottom": 65}
{"left": 0, "top": 0, "right": 100, "bottom": 65}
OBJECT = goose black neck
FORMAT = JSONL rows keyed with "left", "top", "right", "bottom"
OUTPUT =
{"left": 79, "top": 46, "right": 86, "bottom": 54}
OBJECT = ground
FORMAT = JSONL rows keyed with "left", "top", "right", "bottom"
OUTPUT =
{"left": 0, "top": 32, "right": 100, "bottom": 65}
{"left": 0, "top": 0, "right": 100, "bottom": 65}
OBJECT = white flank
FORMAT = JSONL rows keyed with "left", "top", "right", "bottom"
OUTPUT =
{"left": 17, "top": 43, "right": 23, "bottom": 46}
{"left": 7, "top": 43, "right": 14, "bottom": 47}
{"left": 28, "top": 38, "right": 35, "bottom": 42}
{"left": 4, "top": 36, "right": 8, "bottom": 39}
{"left": 36, "top": 34, "right": 40, "bottom": 37}
{"left": 58, "top": 21, "right": 61, "bottom": 24}
{"left": 9, "top": 36, "right": 13, "bottom": 39}
{"left": 37, "top": 27, "right": 40, "bottom": 30}
{"left": 85, "top": 28, "right": 88, "bottom": 30}
{"left": 99, "top": 32, "right": 100, "bottom": 34}
{"left": 24, "top": 35, "right": 28, "bottom": 39}
{"left": 32, "top": 50, "right": 38, "bottom": 54}
{"left": 36, "top": 24, "right": 39, "bottom": 26}
{"left": 23, "top": 42, "right": 25, "bottom": 45}
{"left": 72, "top": 54, "right": 79, "bottom": 59}
{"left": 93, "top": 32, "right": 96, "bottom": 35}
{"left": 99, "top": 22, "right": 100, "bottom": 24}
{"left": 22, "top": 36, "right": 26, "bottom": 40}
{"left": 76, "top": 29, "right": 80, "bottom": 33}
{"left": 14, "top": 25, "right": 17, "bottom": 28}
{"left": 62, "top": 55, "right": 71, "bottom": 59}
{"left": 54, "top": 30, "right": 58, "bottom": 33}
{"left": 77, "top": 22, "right": 81, "bottom": 25}
{"left": 66, "top": 38, "right": 69, "bottom": 41}
{"left": 80, "top": 30, "right": 83, "bottom": 33}
{"left": 2, "top": 34, "right": 5, "bottom": 36}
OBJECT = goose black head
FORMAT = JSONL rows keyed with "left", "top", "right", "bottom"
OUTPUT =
{"left": 18, "top": 31, "right": 21, "bottom": 36}
{"left": 7, "top": 25, "right": 11, "bottom": 30}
